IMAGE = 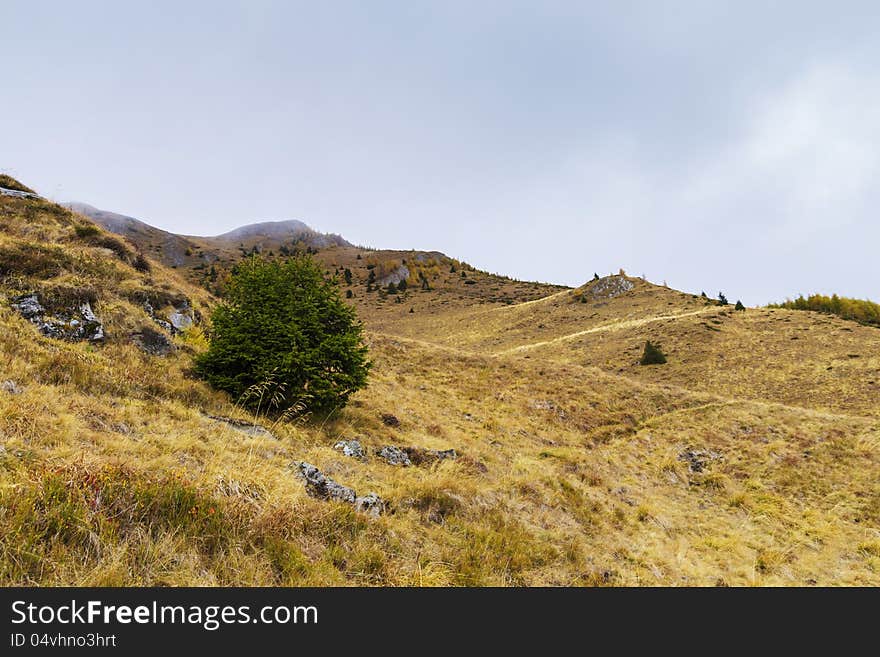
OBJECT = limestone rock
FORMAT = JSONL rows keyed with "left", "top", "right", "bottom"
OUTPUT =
{"left": 377, "top": 445, "right": 412, "bottom": 466}
{"left": 334, "top": 439, "right": 366, "bottom": 460}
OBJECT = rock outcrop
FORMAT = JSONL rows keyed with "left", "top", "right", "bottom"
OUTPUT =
{"left": 334, "top": 439, "right": 366, "bottom": 460}
{"left": 294, "top": 462, "right": 384, "bottom": 516}
{"left": 11, "top": 293, "right": 104, "bottom": 342}
{"left": 377, "top": 445, "right": 412, "bottom": 466}
{"left": 206, "top": 414, "right": 277, "bottom": 440}
{"left": 130, "top": 327, "right": 175, "bottom": 356}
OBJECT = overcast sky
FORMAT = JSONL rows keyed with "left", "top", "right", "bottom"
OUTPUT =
{"left": 2, "top": 1, "right": 878, "bottom": 304}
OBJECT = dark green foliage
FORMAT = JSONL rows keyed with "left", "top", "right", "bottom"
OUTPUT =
{"left": 770, "top": 293, "right": 880, "bottom": 327}
{"left": 701, "top": 291, "right": 707, "bottom": 298}
{"left": 397, "top": 278, "right": 407, "bottom": 292}
{"left": 195, "top": 255, "right": 370, "bottom": 414}
{"left": 345, "top": 289, "right": 353, "bottom": 299}
{"left": 367, "top": 270, "right": 376, "bottom": 285}
{"left": 640, "top": 341, "right": 667, "bottom": 365}
{"left": 387, "top": 282, "right": 397, "bottom": 294}
{"left": 133, "top": 252, "right": 151, "bottom": 273}
{"left": 409, "top": 307, "right": 414, "bottom": 313}
{"left": 450, "top": 264, "right": 457, "bottom": 273}
{"left": 735, "top": 300, "right": 745, "bottom": 311}
{"left": 593, "top": 273, "right": 600, "bottom": 281}
{"left": 343, "top": 268, "right": 353, "bottom": 285}
{"left": 718, "top": 292, "right": 728, "bottom": 306}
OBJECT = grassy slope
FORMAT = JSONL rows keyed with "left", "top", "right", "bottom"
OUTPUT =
{"left": 1, "top": 183, "right": 878, "bottom": 585}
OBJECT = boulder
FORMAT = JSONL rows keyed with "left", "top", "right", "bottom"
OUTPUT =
{"left": 334, "top": 439, "right": 366, "bottom": 460}
{"left": 377, "top": 445, "right": 412, "bottom": 466}
{"left": 131, "top": 327, "right": 174, "bottom": 356}
{"left": 295, "top": 462, "right": 357, "bottom": 504}
{"left": 355, "top": 492, "right": 385, "bottom": 518}
{"left": 11, "top": 294, "right": 43, "bottom": 320}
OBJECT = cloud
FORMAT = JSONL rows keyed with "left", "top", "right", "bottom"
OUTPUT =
{"left": 687, "top": 63, "right": 880, "bottom": 241}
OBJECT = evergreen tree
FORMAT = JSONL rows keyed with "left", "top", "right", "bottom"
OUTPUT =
{"left": 640, "top": 341, "right": 667, "bottom": 365}
{"left": 735, "top": 300, "right": 745, "bottom": 311}
{"left": 398, "top": 278, "right": 408, "bottom": 292}
{"left": 718, "top": 291, "right": 728, "bottom": 305}
{"left": 387, "top": 282, "right": 398, "bottom": 294}
{"left": 195, "top": 255, "right": 370, "bottom": 414}
{"left": 343, "top": 268, "right": 353, "bottom": 286}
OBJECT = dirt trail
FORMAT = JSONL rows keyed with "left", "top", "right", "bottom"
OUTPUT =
{"left": 494, "top": 308, "right": 714, "bottom": 355}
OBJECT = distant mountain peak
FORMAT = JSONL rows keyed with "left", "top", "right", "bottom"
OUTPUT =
{"left": 208, "top": 219, "right": 351, "bottom": 248}
{"left": 214, "top": 219, "right": 317, "bottom": 240}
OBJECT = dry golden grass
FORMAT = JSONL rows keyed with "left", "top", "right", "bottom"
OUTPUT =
{"left": 1, "top": 184, "right": 878, "bottom": 586}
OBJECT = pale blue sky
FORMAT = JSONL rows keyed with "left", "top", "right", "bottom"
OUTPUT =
{"left": 2, "top": 1, "right": 879, "bottom": 304}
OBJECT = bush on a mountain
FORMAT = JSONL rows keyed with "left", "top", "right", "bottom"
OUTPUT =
{"left": 195, "top": 255, "right": 370, "bottom": 415}
{"left": 640, "top": 341, "right": 667, "bottom": 365}
{"left": 735, "top": 300, "right": 745, "bottom": 311}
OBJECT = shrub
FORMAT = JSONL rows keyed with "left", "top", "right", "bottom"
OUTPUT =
{"left": 769, "top": 294, "right": 880, "bottom": 327}
{"left": 195, "top": 255, "right": 370, "bottom": 414}
{"left": 345, "top": 289, "right": 353, "bottom": 299}
{"left": 735, "top": 300, "right": 745, "bottom": 311}
{"left": 73, "top": 223, "right": 101, "bottom": 238}
{"left": 387, "top": 282, "right": 397, "bottom": 294}
{"left": 718, "top": 292, "right": 728, "bottom": 305}
{"left": 640, "top": 341, "right": 667, "bottom": 365}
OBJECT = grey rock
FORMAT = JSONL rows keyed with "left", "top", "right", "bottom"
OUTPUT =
{"left": 12, "top": 293, "right": 104, "bottom": 342}
{"left": 334, "top": 439, "right": 366, "bottom": 460}
{"left": 377, "top": 446, "right": 412, "bottom": 466}
{"left": 678, "top": 448, "right": 723, "bottom": 473}
{"left": 586, "top": 275, "right": 634, "bottom": 300}
{"left": 206, "top": 414, "right": 276, "bottom": 439}
{"left": 131, "top": 327, "right": 174, "bottom": 356}
{"left": 1, "top": 380, "right": 23, "bottom": 395}
{"left": 377, "top": 264, "right": 410, "bottom": 286}
{"left": 355, "top": 492, "right": 385, "bottom": 517}
{"left": 169, "top": 313, "right": 193, "bottom": 332}
{"left": 169, "top": 309, "right": 193, "bottom": 332}
{"left": 11, "top": 294, "right": 43, "bottom": 320}
{"left": 0, "top": 186, "right": 40, "bottom": 199}
{"left": 295, "top": 462, "right": 356, "bottom": 504}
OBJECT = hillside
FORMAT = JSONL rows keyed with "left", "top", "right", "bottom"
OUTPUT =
{"left": 2, "top": 178, "right": 879, "bottom": 586}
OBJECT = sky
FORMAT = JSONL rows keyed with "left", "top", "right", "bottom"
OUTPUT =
{"left": 2, "top": 1, "right": 879, "bottom": 305}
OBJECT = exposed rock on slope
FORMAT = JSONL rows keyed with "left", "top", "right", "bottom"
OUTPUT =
{"left": 11, "top": 292, "right": 104, "bottom": 342}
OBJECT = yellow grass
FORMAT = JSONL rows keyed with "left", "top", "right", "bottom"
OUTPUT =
{"left": 1, "top": 184, "right": 878, "bottom": 586}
